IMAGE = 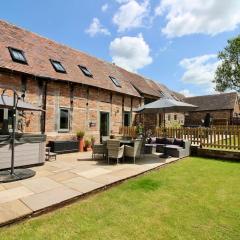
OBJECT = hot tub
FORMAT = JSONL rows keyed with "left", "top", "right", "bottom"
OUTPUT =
{"left": 0, "top": 134, "right": 46, "bottom": 170}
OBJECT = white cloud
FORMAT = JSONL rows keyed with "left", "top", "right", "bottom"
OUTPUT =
{"left": 85, "top": 18, "right": 110, "bottom": 37}
{"left": 109, "top": 34, "right": 152, "bottom": 72}
{"left": 155, "top": 0, "right": 240, "bottom": 37}
{"left": 179, "top": 54, "right": 221, "bottom": 93}
{"left": 179, "top": 89, "right": 194, "bottom": 97}
{"left": 101, "top": 4, "right": 108, "bottom": 12}
{"left": 113, "top": 0, "right": 150, "bottom": 32}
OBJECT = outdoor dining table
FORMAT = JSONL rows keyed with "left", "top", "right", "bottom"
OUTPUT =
{"left": 120, "top": 139, "right": 134, "bottom": 146}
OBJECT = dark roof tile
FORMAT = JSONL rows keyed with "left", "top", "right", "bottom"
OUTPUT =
{"left": 0, "top": 20, "right": 140, "bottom": 97}
{"left": 184, "top": 92, "right": 238, "bottom": 111}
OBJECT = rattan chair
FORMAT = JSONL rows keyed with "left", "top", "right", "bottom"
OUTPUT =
{"left": 124, "top": 139, "right": 143, "bottom": 164}
{"left": 107, "top": 140, "right": 124, "bottom": 164}
{"left": 92, "top": 143, "right": 107, "bottom": 160}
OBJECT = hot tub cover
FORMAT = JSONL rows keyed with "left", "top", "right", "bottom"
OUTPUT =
{"left": 0, "top": 134, "right": 46, "bottom": 144}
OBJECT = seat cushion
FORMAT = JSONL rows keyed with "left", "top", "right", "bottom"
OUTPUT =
{"left": 173, "top": 138, "right": 184, "bottom": 147}
{"left": 156, "top": 137, "right": 174, "bottom": 144}
{"left": 164, "top": 144, "right": 183, "bottom": 150}
{"left": 156, "top": 137, "right": 165, "bottom": 144}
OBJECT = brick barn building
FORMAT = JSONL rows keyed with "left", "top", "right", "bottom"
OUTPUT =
{"left": 0, "top": 20, "right": 182, "bottom": 142}
{"left": 184, "top": 92, "right": 240, "bottom": 126}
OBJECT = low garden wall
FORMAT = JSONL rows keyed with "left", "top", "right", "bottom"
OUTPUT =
{"left": 196, "top": 148, "right": 240, "bottom": 161}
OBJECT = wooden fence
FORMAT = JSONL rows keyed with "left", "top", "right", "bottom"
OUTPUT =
{"left": 119, "top": 126, "right": 240, "bottom": 150}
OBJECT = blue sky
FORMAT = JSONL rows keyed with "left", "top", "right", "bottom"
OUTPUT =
{"left": 1, "top": 0, "right": 240, "bottom": 96}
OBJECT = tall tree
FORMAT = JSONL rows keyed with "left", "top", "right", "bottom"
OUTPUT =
{"left": 214, "top": 36, "right": 240, "bottom": 92}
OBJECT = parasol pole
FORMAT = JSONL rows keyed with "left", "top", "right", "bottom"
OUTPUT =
{"left": 10, "top": 91, "right": 17, "bottom": 175}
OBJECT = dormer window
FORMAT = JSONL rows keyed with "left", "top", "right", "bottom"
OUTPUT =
{"left": 8, "top": 47, "right": 27, "bottom": 64}
{"left": 109, "top": 76, "right": 121, "bottom": 88}
{"left": 50, "top": 59, "right": 66, "bottom": 73}
{"left": 78, "top": 65, "right": 93, "bottom": 77}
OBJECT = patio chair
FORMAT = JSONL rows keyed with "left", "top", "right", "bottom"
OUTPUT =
{"left": 45, "top": 147, "right": 57, "bottom": 161}
{"left": 92, "top": 143, "right": 107, "bottom": 160}
{"left": 107, "top": 140, "right": 124, "bottom": 164}
{"left": 124, "top": 139, "right": 143, "bottom": 164}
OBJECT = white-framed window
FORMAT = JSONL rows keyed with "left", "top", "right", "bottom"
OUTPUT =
{"left": 59, "top": 108, "right": 70, "bottom": 132}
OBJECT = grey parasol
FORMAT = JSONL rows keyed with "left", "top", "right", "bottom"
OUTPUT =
{"left": 135, "top": 98, "right": 198, "bottom": 114}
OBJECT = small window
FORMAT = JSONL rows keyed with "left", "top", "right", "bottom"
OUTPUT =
{"left": 8, "top": 47, "right": 27, "bottom": 64}
{"left": 124, "top": 112, "right": 131, "bottom": 127}
{"left": 109, "top": 76, "right": 121, "bottom": 88}
{"left": 78, "top": 65, "right": 93, "bottom": 77}
{"left": 59, "top": 108, "right": 69, "bottom": 131}
{"left": 50, "top": 59, "right": 66, "bottom": 73}
{"left": 0, "top": 108, "right": 14, "bottom": 133}
{"left": 174, "top": 114, "right": 177, "bottom": 121}
{"left": 168, "top": 114, "right": 171, "bottom": 121}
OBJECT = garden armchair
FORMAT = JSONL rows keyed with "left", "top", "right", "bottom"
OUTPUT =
{"left": 92, "top": 143, "right": 107, "bottom": 160}
{"left": 124, "top": 139, "right": 143, "bottom": 164}
{"left": 107, "top": 140, "right": 124, "bottom": 164}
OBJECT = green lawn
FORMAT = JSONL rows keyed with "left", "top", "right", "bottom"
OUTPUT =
{"left": 1, "top": 157, "right": 240, "bottom": 240}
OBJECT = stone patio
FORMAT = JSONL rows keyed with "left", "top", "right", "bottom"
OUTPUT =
{"left": 0, "top": 152, "right": 179, "bottom": 226}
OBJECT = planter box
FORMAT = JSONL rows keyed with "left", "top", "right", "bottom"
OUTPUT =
{"left": 48, "top": 140, "right": 79, "bottom": 153}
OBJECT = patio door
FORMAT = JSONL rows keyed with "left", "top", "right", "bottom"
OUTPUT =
{"left": 100, "top": 112, "right": 109, "bottom": 138}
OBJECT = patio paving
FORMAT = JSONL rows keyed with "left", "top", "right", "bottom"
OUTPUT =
{"left": 0, "top": 152, "right": 179, "bottom": 226}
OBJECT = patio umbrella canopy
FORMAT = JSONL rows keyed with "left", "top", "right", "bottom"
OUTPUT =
{"left": 0, "top": 95, "right": 43, "bottom": 111}
{"left": 135, "top": 98, "right": 198, "bottom": 114}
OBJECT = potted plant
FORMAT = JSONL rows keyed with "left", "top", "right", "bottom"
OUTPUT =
{"left": 76, "top": 130, "right": 85, "bottom": 152}
{"left": 90, "top": 136, "right": 95, "bottom": 147}
{"left": 136, "top": 123, "right": 144, "bottom": 139}
{"left": 84, "top": 139, "right": 91, "bottom": 151}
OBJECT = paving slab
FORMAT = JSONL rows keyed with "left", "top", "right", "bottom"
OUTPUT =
{"left": 1, "top": 181, "right": 22, "bottom": 190}
{"left": 77, "top": 167, "right": 111, "bottom": 178}
{"left": 21, "top": 186, "right": 80, "bottom": 212}
{"left": 0, "top": 185, "right": 5, "bottom": 191}
{"left": 91, "top": 173, "right": 124, "bottom": 185}
{"left": 70, "top": 164, "right": 100, "bottom": 175}
{"left": 0, "top": 186, "right": 33, "bottom": 204}
{"left": 63, "top": 176, "right": 104, "bottom": 193}
{"left": 33, "top": 169, "right": 53, "bottom": 178}
{"left": 107, "top": 168, "right": 140, "bottom": 180}
{"left": 21, "top": 177, "right": 62, "bottom": 194}
{"left": 0, "top": 200, "right": 32, "bottom": 225}
{"left": 48, "top": 171, "right": 79, "bottom": 182}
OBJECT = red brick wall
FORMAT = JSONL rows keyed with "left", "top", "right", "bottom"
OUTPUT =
{"left": 0, "top": 72, "right": 141, "bottom": 143}
{"left": 0, "top": 72, "right": 41, "bottom": 133}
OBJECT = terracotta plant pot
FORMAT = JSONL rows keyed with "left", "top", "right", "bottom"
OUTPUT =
{"left": 78, "top": 138, "right": 84, "bottom": 152}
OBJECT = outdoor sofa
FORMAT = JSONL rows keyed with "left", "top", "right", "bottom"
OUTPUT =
{"left": 145, "top": 137, "right": 191, "bottom": 158}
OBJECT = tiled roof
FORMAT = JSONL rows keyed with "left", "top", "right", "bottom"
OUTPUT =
{"left": 184, "top": 92, "right": 238, "bottom": 111}
{"left": 145, "top": 79, "right": 183, "bottom": 100}
{"left": 172, "top": 91, "right": 185, "bottom": 100}
{"left": 116, "top": 68, "right": 161, "bottom": 98}
{"left": 0, "top": 20, "right": 142, "bottom": 98}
